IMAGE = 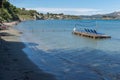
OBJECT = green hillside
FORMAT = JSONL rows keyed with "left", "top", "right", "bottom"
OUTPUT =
{"left": 0, "top": 0, "right": 39, "bottom": 22}
{"left": 0, "top": 0, "right": 81, "bottom": 22}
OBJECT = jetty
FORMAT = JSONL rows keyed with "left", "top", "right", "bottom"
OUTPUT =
{"left": 72, "top": 31, "right": 111, "bottom": 39}
{"left": 72, "top": 22, "right": 111, "bottom": 39}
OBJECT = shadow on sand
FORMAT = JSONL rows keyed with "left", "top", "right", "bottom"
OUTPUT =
{"left": 0, "top": 39, "right": 57, "bottom": 80}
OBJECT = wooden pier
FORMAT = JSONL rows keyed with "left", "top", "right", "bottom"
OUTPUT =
{"left": 72, "top": 31, "right": 111, "bottom": 39}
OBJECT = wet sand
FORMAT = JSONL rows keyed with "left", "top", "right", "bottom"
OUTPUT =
{"left": 0, "top": 23, "right": 57, "bottom": 80}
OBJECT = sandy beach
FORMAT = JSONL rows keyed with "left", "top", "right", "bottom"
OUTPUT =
{"left": 0, "top": 22, "right": 57, "bottom": 80}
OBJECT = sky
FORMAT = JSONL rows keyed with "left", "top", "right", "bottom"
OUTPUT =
{"left": 9, "top": 0, "right": 120, "bottom": 15}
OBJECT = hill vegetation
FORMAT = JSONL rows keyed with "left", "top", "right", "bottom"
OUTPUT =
{"left": 0, "top": 0, "right": 81, "bottom": 22}
{"left": 0, "top": 0, "right": 41, "bottom": 22}
{"left": 1, "top": 0, "right": 120, "bottom": 22}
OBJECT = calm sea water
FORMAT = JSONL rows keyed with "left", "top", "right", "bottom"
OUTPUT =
{"left": 17, "top": 20, "right": 120, "bottom": 80}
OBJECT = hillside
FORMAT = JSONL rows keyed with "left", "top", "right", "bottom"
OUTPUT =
{"left": 0, "top": 0, "right": 82, "bottom": 22}
{"left": 81, "top": 11, "right": 120, "bottom": 20}
{"left": 0, "top": 0, "right": 40, "bottom": 22}
{"left": 1, "top": 0, "right": 120, "bottom": 22}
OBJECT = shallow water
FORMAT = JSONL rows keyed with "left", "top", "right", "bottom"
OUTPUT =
{"left": 17, "top": 20, "right": 120, "bottom": 80}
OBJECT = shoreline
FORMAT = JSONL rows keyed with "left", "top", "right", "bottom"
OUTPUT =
{"left": 0, "top": 22, "right": 57, "bottom": 80}
{"left": 3, "top": 21, "right": 20, "bottom": 27}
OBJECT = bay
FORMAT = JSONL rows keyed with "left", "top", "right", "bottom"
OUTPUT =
{"left": 16, "top": 20, "right": 120, "bottom": 80}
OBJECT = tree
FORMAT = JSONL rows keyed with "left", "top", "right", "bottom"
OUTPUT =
{"left": 0, "top": 0, "right": 3, "bottom": 8}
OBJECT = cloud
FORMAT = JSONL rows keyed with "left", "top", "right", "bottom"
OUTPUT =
{"left": 26, "top": 7, "right": 100, "bottom": 15}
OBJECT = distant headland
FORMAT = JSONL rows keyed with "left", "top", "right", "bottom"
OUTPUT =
{"left": 0, "top": 0, "right": 120, "bottom": 23}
